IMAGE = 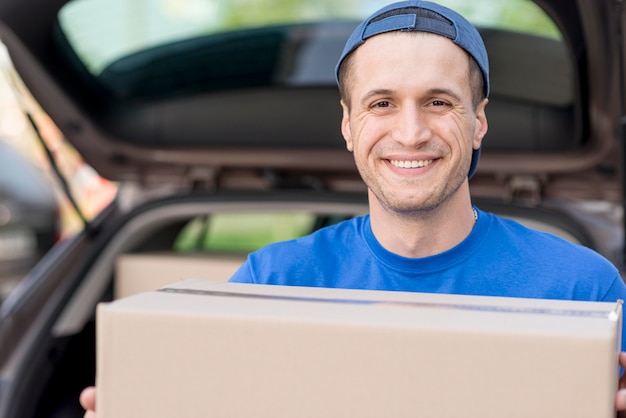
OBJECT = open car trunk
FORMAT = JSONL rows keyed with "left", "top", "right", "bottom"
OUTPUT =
{"left": 1, "top": 1, "right": 626, "bottom": 417}
{"left": 0, "top": 0, "right": 620, "bottom": 192}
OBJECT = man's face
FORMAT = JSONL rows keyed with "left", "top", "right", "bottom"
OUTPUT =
{"left": 340, "top": 32, "right": 488, "bottom": 215}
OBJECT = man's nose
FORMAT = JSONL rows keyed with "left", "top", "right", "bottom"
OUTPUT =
{"left": 391, "top": 104, "right": 431, "bottom": 147}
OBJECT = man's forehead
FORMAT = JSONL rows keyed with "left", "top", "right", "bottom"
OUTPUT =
{"left": 350, "top": 33, "right": 472, "bottom": 95}
{"left": 353, "top": 31, "right": 469, "bottom": 65}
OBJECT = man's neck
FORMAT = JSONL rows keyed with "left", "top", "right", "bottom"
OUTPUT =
{"left": 368, "top": 194, "right": 476, "bottom": 259}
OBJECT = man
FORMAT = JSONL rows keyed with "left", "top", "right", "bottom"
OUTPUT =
{"left": 81, "top": 1, "right": 626, "bottom": 415}
{"left": 231, "top": 1, "right": 626, "bottom": 309}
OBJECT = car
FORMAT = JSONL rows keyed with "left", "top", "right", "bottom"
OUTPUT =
{"left": 0, "top": 0, "right": 624, "bottom": 416}
{"left": 0, "top": 140, "right": 58, "bottom": 300}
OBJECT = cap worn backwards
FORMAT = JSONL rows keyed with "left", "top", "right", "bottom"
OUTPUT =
{"left": 335, "top": 0, "right": 489, "bottom": 178}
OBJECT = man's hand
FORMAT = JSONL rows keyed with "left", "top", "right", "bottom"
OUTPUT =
{"left": 79, "top": 386, "right": 96, "bottom": 418}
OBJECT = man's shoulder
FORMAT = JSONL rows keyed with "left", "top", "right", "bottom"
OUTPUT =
{"left": 483, "top": 210, "right": 614, "bottom": 267}
{"left": 484, "top": 210, "right": 581, "bottom": 243}
{"left": 230, "top": 215, "right": 371, "bottom": 286}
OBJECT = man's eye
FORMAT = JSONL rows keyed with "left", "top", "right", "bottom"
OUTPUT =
{"left": 372, "top": 101, "right": 391, "bottom": 108}
{"left": 431, "top": 100, "right": 447, "bottom": 106}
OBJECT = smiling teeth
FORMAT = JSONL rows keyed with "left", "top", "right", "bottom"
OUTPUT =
{"left": 390, "top": 159, "right": 434, "bottom": 168}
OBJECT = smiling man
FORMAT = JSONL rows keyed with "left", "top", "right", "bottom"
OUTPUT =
{"left": 81, "top": 1, "right": 626, "bottom": 416}
{"left": 229, "top": 0, "right": 625, "bottom": 305}
{"left": 229, "top": 0, "right": 626, "bottom": 412}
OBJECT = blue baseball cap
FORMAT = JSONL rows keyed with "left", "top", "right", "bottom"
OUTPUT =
{"left": 335, "top": 0, "right": 489, "bottom": 178}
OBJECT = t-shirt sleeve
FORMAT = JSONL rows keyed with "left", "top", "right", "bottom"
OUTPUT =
{"left": 228, "top": 258, "right": 256, "bottom": 284}
{"left": 600, "top": 273, "right": 626, "bottom": 304}
{"left": 600, "top": 273, "right": 626, "bottom": 352}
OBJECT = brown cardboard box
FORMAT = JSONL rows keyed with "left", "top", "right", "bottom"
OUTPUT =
{"left": 114, "top": 253, "right": 244, "bottom": 298}
{"left": 97, "top": 279, "right": 622, "bottom": 418}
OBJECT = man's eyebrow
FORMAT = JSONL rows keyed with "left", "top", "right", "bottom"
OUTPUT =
{"left": 359, "top": 89, "right": 395, "bottom": 104}
{"left": 359, "top": 87, "right": 464, "bottom": 104}
{"left": 426, "top": 88, "right": 463, "bottom": 102}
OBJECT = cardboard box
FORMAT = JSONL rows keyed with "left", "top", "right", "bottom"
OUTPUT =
{"left": 114, "top": 253, "right": 244, "bottom": 298}
{"left": 97, "top": 279, "right": 622, "bottom": 418}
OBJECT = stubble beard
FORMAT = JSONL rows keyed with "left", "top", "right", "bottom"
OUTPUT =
{"left": 360, "top": 157, "right": 470, "bottom": 217}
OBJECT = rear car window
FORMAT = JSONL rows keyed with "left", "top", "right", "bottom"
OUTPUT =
{"left": 173, "top": 211, "right": 355, "bottom": 253}
{"left": 58, "top": 0, "right": 560, "bottom": 78}
{"left": 174, "top": 212, "right": 315, "bottom": 253}
{"left": 50, "top": 0, "right": 579, "bottom": 158}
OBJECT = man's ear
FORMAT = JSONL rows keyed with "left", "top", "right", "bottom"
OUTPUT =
{"left": 473, "top": 98, "right": 489, "bottom": 149}
{"left": 340, "top": 100, "right": 353, "bottom": 152}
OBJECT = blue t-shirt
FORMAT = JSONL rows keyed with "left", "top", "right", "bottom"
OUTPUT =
{"left": 230, "top": 208, "right": 626, "bottom": 349}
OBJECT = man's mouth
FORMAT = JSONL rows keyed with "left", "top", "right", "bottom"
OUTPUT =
{"left": 390, "top": 159, "right": 434, "bottom": 169}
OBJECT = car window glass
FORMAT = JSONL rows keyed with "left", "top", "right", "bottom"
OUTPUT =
{"left": 57, "top": 0, "right": 560, "bottom": 77}
{"left": 174, "top": 212, "right": 315, "bottom": 253}
{"left": 438, "top": 0, "right": 560, "bottom": 39}
{"left": 0, "top": 142, "right": 51, "bottom": 198}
